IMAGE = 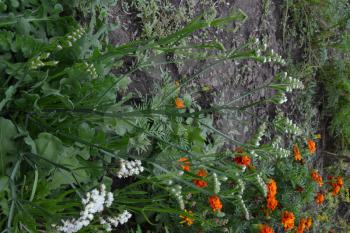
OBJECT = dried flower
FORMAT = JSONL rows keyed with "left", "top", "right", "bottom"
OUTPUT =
{"left": 281, "top": 211, "right": 295, "bottom": 231}
{"left": 307, "top": 139, "right": 316, "bottom": 154}
{"left": 259, "top": 224, "right": 274, "bottom": 233}
{"left": 293, "top": 144, "right": 302, "bottom": 161}
{"left": 208, "top": 195, "right": 222, "bottom": 212}
{"left": 305, "top": 217, "right": 312, "bottom": 229}
{"left": 175, "top": 98, "right": 185, "bottom": 109}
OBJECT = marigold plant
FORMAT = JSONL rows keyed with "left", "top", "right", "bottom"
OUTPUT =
{"left": 293, "top": 144, "right": 302, "bottom": 161}
{"left": 193, "top": 169, "right": 208, "bottom": 188}
{"left": 307, "top": 139, "right": 316, "bottom": 154}
{"left": 259, "top": 224, "right": 274, "bottom": 233}
{"left": 281, "top": 211, "right": 295, "bottom": 231}
{"left": 208, "top": 195, "right": 222, "bottom": 212}
{"left": 315, "top": 192, "right": 325, "bottom": 205}
{"left": 175, "top": 97, "right": 185, "bottom": 109}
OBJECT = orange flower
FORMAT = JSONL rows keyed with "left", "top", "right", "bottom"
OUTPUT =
{"left": 259, "top": 224, "right": 274, "bottom": 233}
{"left": 305, "top": 217, "right": 312, "bottom": 229}
{"left": 193, "top": 169, "right": 208, "bottom": 188}
{"left": 296, "top": 218, "right": 307, "bottom": 233}
{"left": 267, "top": 179, "right": 277, "bottom": 198}
{"left": 311, "top": 170, "right": 323, "bottom": 187}
{"left": 178, "top": 157, "right": 190, "bottom": 172}
{"left": 332, "top": 185, "right": 341, "bottom": 196}
{"left": 293, "top": 144, "right": 302, "bottom": 161}
{"left": 329, "top": 176, "right": 343, "bottom": 195}
{"left": 233, "top": 156, "right": 251, "bottom": 166}
{"left": 281, "top": 211, "right": 295, "bottom": 231}
{"left": 315, "top": 192, "right": 325, "bottom": 205}
{"left": 337, "top": 176, "right": 343, "bottom": 187}
{"left": 307, "top": 139, "right": 316, "bottom": 154}
{"left": 179, "top": 209, "right": 194, "bottom": 226}
{"left": 267, "top": 196, "right": 278, "bottom": 211}
{"left": 175, "top": 97, "right": 185, "bottom": 109}
{"left": 208, "top": 195, "right": 222, "bottom": 212}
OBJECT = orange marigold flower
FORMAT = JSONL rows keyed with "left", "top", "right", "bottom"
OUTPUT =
{"left": 193, "top": 169, "right": 208, "bottom": 188}
{"left": 179, "top": 209, "right": 194, "bottom": 226}
{"left": 259, "top": 224, "right": 274, "bottom": 233}
{"left": 267, "top": 179, "right": 277, "bottom": 198}
{"left": 208, "top": 195, "right": 222, "bottom": 212}
{"left": 311, "top": 170, "right": 323, "bottom": 187}
{"left": 267, "top": 196, "right": 278, "bottom": 211}
{"left": 293, "top": 144, "right": 302, "bottom": 161}
{"left": 305, "top": 217, "right": 312, "bottom": 229}
{"left": 281, "top": 211, "right": 295, "bottom": 231}
{"left": 315, "top": 192, "right": 325, "bottom": 205}
{"left": 307, "top": 139, "right": 316, "bottom": 154}
{"left": 296, "top": 218, "right": 307, "bottom": 233}
{"left": 175, "top": 97, "right": 185, "bottom": 109}
{"left": 337, "top": 176, "right": 343, "bottom": 187}
{"left": 233, "top": 156, "right": 251, "bottom": 166}
{"left": 330, "top": 176, "right": 343, "bottom": 195}
{"left": 178, "top": 157, "right": 189, "bottom": 162}
{"left": 178, "top": 157, "right": 190, "bottom": 172}
{"left": 332, "top": 185, "right": 341, "bottom": 196}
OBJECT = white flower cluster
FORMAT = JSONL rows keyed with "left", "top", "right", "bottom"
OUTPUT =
{"left": 100, "top": 210, "right": 132, "bottom": 232}
{"left": 273, "top": 92, "right": 288, "bottom": 104}
{"left": 251, "top": 123, "right": 267, "bottom": 147}
{"left": 117, "top": 159, "right": 144, "bottom": 178}
{"left": 281, "top": 72, "right": 304, "bottom": 91}
{"left": 83, "top": 62, "right": 98, "bottom": 79}
{"left": 256, "top": 174, "right": 267, "bottom": 197}
{"left": 55, "top": 184, "right": 114, "bottom": 233}
{"left": 274, "top": 113, "right": 302, "bottom": 135}
{"left": 170, "top": 185, "right": 184, "bottom": 210}
{"left": 237, "top": 195, "right": 250, "bottom": 220}
{"left": 66, "top": 27, "right": 85, "bottom": 47}
{"left": 213, "top": 173, "right": 221, "bottom": 194}
{"left": 250, "top": 150, "right": 259, "bottom": 158}
{"left": 29, "top": 52, "right": 59, "bottom": 69}
{"left": 272, "top": 137, "right": 290, "bottom": 158}
{"left": 262, "top": 49, "right": 286, "bottom": 65}
{"left": 238, "top": 179, "right": 245, "bottom": 195}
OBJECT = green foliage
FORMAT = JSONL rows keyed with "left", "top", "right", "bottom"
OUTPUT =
{"left": 0, "top": 0, "right": 346, "bottom": 232}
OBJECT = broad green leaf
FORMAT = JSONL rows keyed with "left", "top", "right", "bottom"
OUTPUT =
{"left": 0, "top": 84, "right": 17, "bottom": 111}
{"left": 35, "top": 133, "right": 63, "bottom": 163}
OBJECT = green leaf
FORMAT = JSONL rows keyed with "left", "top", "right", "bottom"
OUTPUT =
{"left": 0, "top": 84, "right": 17, "bottom": 111}
{"left": 0, "top": 117, "right": 17, "bottom": 174}
{"left": 35, "top": 133, "right": 63, "bottom": 163}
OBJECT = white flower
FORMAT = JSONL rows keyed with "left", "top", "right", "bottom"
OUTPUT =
{"left": 56, "top": 185, "right": 114, "bottom": 233}
{"left": 116, "top": 159, "right": 144, "bottom": 178}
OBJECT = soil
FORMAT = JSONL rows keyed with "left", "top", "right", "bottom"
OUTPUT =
{"left": 107, "top": 0, "right": 316, "bottom": 148}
